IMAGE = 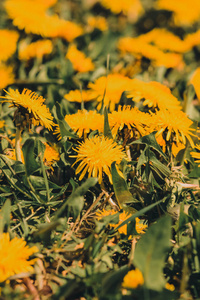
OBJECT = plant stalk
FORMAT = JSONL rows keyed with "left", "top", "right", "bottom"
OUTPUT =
{"left": 15, "top": 127, "right": 22, "bottom": 162}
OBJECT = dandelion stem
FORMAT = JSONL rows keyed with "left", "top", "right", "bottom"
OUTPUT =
{"left": 15, "top": 127, "right": 22, "bottom": 162}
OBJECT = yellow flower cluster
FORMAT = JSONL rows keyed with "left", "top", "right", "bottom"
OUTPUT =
{"left": 96, "top": 209, "right": 147, "bottom": 235}
{"left": 19, "top": 39, "right": 53, "bottom": 61}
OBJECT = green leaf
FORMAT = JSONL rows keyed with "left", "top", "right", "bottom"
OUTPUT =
{"left": 22, "top": 138, "right": 40, "bottom": 176}
{"left": 54, "top": 102, "right": 78, "bottom": 139}
{"left": 55, "top": 178, "right": 98, "bottom": 220}
{"left": 25, "top": 175, "right": 61, "bottom": 190}
{"left": 103, "top": 106, "right": 113, "bottom": 139}
{"left": 149, "top": 150, "right": 171, "bottom": 178}
{"left": 33, "top": 219, "right": 64, "bottom": 244}
{"left": 0, "top": 199, "right": 11, "bottom": 234}
{"left": 100, "top": 265, "right": 129, "bottom": 296}
{"left": 0, "top": 155, "right": 31, "bottom": 199}
{"left": 111, "top": 162, "right": 135, "bottom": 207}
{"left": 52, "top": 280, "right": 84, "bottom": 300}
{"left": 130, "top": 132, "right": 167, "bottom": 159}
{"left": 134, "top": 215, "right": 171, "bottom": 291}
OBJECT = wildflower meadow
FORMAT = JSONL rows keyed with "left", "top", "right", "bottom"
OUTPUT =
{"left": 1, "top": 0, "right": 200, "bottom": 299}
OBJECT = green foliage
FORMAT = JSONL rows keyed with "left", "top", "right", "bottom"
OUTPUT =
{"left": 134, "top": 215, "right": 172, "bottom": 291}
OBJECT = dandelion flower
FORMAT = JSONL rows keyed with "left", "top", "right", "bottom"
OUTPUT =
{"left": 150, "top": 110, "right": 197, "bottom": 148}
{"left": 54, "top": 110, "right": 104, "bottom": 140}
{"left": 72, "top": 136, "right": 126, "bottom": 183}
{"left": 43, "top": 143, "right": 60, "bottom": 169}
{"left": 1, "top": 89, "right": 54, "bottom": 130}
{"left": 0, "top": 30, "right": 19, "bottom": 62}
{"left": 64, "top": 89, "right": 96, "bottom": 103}
{"left": 0, "top": 64, "right": 15, "bottom": 90}
{"left": 5, "top": 0, "right": 83, "bottom": 41}
{"left": 184, "top": 30, "right": 200, "bottom": 50}
{"left": 122, "top": 269, "right": 144, "bottom": 289}
{"left": 165, "top": 283, "right": 175, "bottom": 291}
{"left": 136, "top": 28, "right": 189, "bottom": 53}
{"left": 109, "top": 105, "right": 151, "bottom": 137}
{"left": 19, "top": 39, "right": 53, "bottom": 61}
{"left": 88, "top": 74, "right": 134, "bottom": 111}
{"left": 66, "top": 44, "right": 94, "bottom": 73}
{"left": 100, "top": 0, "right": 143, "bottom": 22}
{"left": 96, "top": 209, "right": 147, "bottom": 235}
{"left": 118, "top": 37, "right": 184, "bottom": 69}
{"left": 0, "top": 232, "right": 38, "bottom": 283}
{"left": 87, "top": 16, "right": 108, "bottom": 32}
{"left": 0, "top": 121, "right": 5, "bottom": 129}
{"left": 128, "top": 79, "right": 181, "bottom": 111}
{"left": 156, "top": 0, "right": 200, "bottom": 26}
{"left": 64, "top": 110, "right": 104, "bottom": 137}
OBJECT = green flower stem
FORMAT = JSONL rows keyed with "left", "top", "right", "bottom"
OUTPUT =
{"left": 15, "top": 127, "right": 22, "bottom": 162}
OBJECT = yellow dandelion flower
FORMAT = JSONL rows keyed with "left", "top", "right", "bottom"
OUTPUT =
{"left": 0, "top": 64, "right": 15, "bottom": 90}
{"left": 165, "top": 283, "right": 175, "bottom": 291}
{"left": 136, "top": 28, "right": 189, "bottom": 53}
{"left": 1, "top": 89, "right": 54, "bottom": 130}
{"left": 191, "top": 145, "right": 200, "bottom": 166}
{"left": 72, "top": 136, "right": 126, "bottom": 183}
{"left": 88, "top": 74, "right": 134, "bottom": 111}
{"left": 66, "top": 44, "right": 94, "bottom": 73}
{"left": 151, "top": 110, "right": 197, "bottom": 148}
{"left": 87, "top": 16, "right": 108, "bottom": 32}
{"left": 53, "top": 19, "right": 83, "bottom": 42}
{"left": 18, "top": 39, "right": 53, "bottom": 61}
{"left": 0, "top": 232, "right": 38, "bottom": 283}
{"left": 122, "top": 269, "right": 144, "bottom": 289}
{"left": 64, "top": 110, "right": 104, "bottom": 138}
{"left": 0, "top": 120, "right": 5, "bottom": 129}
{"left": 4, "top": 0, "right": 83, "bottom": 42}
{"left": 118, "top": 37, "right": 184, "bottom": 69}
{"left": 156, "top": 0, "right": 200, "bottom": 26}
{"left": 43, "top": 142, "right": 60, "bottom": 169}
{"left": 64, "top": 89, "right": 96, "bottom": 103}
{"left": 0, "top": 29, "right": 19, "bottom": 62}
{"left": 100, "top": 0, "right": 143, "bottom": 22}
{"left": 96, "top": 209, "right": 147, "bottom": 235}
{"left": 128, "top": 79, "right": 181, "bottom": 111}
{"left": 184, "top": 30, "right": 200, "bottom": 50}
{"left": 37, "top": 0, "right": 57, "bottom": 8}
{"left": 109, "top": 105, "right": 151, "bottom": 137}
